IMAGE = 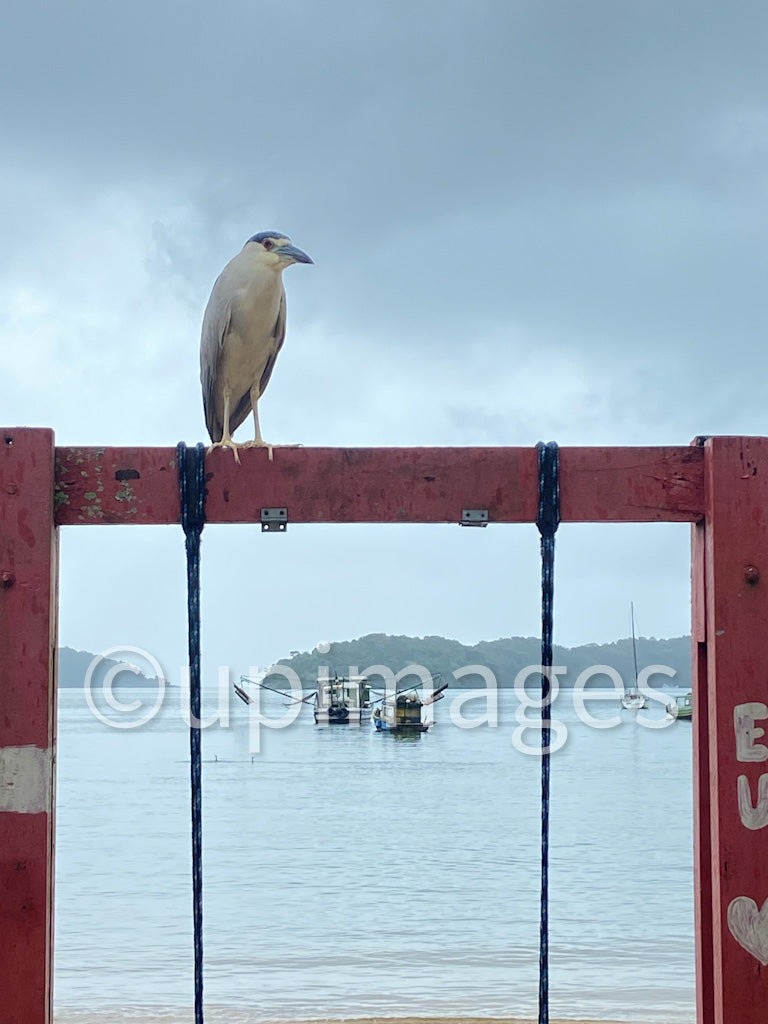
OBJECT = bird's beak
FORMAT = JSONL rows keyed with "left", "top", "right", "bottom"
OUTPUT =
{"left": 276, "top": 243, "right": 313, "bottom": 265}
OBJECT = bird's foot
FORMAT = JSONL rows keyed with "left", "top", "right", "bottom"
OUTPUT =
{"left": 240, "top": 438, "right": 276, "bottom": 462}
{"left": 206, "top": 439, "right": 244, "bottom": 464}
{"left": 241, "top": 440, "right": 304, "bottom": 462}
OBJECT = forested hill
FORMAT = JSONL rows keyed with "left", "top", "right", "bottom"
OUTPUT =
{"left": 276, "top": 633, "right": 691, "bottom": 689}
{"left": 57, "top": 634, "right": 691, "bottom": 690}
{"left": 58, "top": 646, "right": 157, "bottom": 687}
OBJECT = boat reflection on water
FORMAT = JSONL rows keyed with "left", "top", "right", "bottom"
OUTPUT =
{"left": 389, "top": 729, "right": 425, "bottom": 743}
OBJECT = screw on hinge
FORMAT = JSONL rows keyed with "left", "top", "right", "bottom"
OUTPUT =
{"left": 261, "top": 508, "right": 288, "bottom": 532}
{"left": 461, "top": 509, "right": 489, "bottom": 527}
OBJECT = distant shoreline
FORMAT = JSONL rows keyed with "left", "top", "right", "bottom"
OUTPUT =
{"left": 55, "top": 1014, "right": 692, "bottom": 1024}
{"left": 56, "top": 679, "right": 684, "bottom": 690}
{"left": 57, "top": 678, "right": 164, "bottom": 688}
{"left": 57, "top": 634, "right": 694, "bottom": 690}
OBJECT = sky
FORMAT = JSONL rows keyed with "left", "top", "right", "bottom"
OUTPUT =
{"left": 2, "top": 0, "right": 767, "bottom": 683}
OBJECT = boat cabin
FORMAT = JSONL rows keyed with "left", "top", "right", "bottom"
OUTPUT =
{"left": 314, "top": 673, "right": 371, "bottom": 725}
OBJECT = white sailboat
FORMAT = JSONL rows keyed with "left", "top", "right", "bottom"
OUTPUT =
{"left": 621, "top": 603, "right": 649, "bottom": 711}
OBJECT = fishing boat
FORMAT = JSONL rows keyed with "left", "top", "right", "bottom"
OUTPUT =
{"left": 371, "top": 675, "right": 448, "bottom": 732}
{"left": 313, "top": 673, "right": 372, "bottom": 726}
{"left": 621, "top": 603, "right": 649, "bottom": 710}
{"left": 234, "top": 672, "right": 373, "bottom": 726}
{"left": 666, "top": 691, "right": 693, "bottom": 721}
{"left": 234, "top": 674, "right": 315, "bottom": 711}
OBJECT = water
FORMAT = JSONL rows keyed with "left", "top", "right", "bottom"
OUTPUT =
{"left": 54, "top": 686, "right": 695, "bottom": 1021}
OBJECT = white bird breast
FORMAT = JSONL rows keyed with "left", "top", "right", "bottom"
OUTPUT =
{"left": 214, "top": 256, "right": 285, "bottom": 398}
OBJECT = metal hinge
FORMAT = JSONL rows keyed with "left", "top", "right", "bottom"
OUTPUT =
{"left": 461, "top": 509, "right": 489, "bottom": 527}
{"left": 261, "top": 507, "right": 288, "bottom": 532}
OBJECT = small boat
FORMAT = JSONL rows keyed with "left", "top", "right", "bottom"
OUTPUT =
{"left": 621, "top": 691, "right": 648, "bottom": 711}
{"left": 314, "top": 673, "right": 372, "bottom": 726}
{"left": 372, "top": 675, "right": 448, "bottom": 732}
{"left": 666, "top": 691, "right": 693, "bottom": 721}
{"left": 621, "top": 602, "right": 649, "bottom": 711}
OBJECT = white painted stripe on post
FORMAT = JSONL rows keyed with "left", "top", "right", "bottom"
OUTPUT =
{"left": 0, "top": 745, "right": 52, "bottom": 813}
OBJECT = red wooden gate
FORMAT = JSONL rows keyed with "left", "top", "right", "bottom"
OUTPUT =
{"left": 2, "top": 428, "right": 766, "bottom": 1023}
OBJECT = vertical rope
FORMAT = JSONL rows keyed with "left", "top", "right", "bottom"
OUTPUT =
{"left": 178, "top": 441, "right": 207, "bottom": 1024}
{"left": 535, "top": 441, "right": 560, "bottom": 1024}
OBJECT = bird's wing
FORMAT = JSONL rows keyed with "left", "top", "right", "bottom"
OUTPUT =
{"left": 258, "top": 286, "right": 287, "bottom": 397}
{"left": 200, "top": 284, "right": 233, "bottom": 443}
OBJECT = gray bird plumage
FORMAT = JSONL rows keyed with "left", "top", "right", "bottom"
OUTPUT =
{"left": 200, "top": 232, "right": 312, "bottom": 459}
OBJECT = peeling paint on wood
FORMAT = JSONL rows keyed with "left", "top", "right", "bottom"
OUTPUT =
{"left": 53, "top": 444, "right": 706, "bottom": 526}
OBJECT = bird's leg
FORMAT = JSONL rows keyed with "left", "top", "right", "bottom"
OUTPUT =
{"left": 241, "top": 390, "right": 304, "bottom": 462}
{"left": 240, "top": 390, "right": 275, "bottom": 460}
{"left": 251, "top": 393, "right": 264, "bottom": 446}
{"left": 206, "top": 390, "right": 244, "bottom": 464}
{"left": 241, "top": 389, "right": 304, "bottom": 462}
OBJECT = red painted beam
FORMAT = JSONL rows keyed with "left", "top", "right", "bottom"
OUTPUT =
{"left": 0, "top": 428, "right": 58, "bottom": 1024}
{"left": 54, "top": 443, "right": 705, "bottom": 525}
{"left": 698, "top": 436, "right": 768, "bottom": 1024}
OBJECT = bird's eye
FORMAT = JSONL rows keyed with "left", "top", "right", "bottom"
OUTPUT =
{"left": 263, "top": 239, "right": 274, "bottom": 250}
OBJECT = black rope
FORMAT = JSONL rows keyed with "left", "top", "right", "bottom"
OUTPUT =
{"left": 177, "top": 442, "right": 207, "bottom": 1024}
{"left": 535, "top": 441, "right": 560, "bottom": 1024}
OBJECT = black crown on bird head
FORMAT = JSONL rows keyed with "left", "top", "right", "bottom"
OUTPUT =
{"left": 247, "top": 231, "right": 284, "bottom": 244}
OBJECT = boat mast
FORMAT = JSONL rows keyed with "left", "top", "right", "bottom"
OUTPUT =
{"left": 630, "top": 601, "right": 639, "bottom": 690}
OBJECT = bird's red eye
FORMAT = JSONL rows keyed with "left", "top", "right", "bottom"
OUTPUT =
{"left": 263, "top": 239, "right": 274, "bottom": 250}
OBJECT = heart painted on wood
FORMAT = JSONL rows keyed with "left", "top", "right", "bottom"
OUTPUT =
{"left": 727, "top": 896, "right": 768, "bottom": 965}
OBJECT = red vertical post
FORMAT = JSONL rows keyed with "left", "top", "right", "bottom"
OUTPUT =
{"left": 697, "top": 436, "right": 768, "bottom": 1023}
{"left": 0, "top": 428, "right": 58, "bottom": 1024}
{"left": 692, "top": 511, "right": 715, "bottom": 1024}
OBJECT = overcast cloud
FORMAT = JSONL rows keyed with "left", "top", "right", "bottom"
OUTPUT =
{"left": 2, "top": 1, "right": 766, "bottom": 680}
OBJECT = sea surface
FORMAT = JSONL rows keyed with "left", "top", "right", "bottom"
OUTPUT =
{"left": 54, "top": 684, "right": 695, "bottom": 1022}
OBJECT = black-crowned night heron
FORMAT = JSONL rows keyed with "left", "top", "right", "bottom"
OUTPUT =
{"left": 200, "top": 231, "right": 313, "bottom": 460}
